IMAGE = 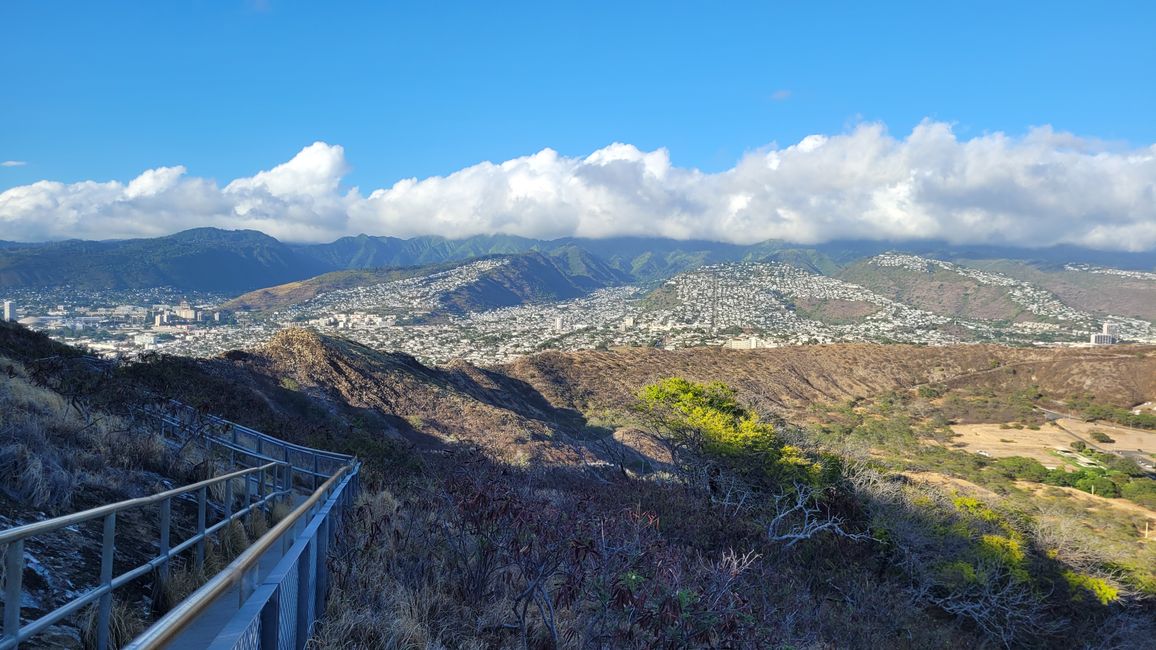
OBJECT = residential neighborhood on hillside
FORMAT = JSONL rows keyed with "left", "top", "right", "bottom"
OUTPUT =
{"left": 5, "top": 254, "right": 1153, "bottom": 365}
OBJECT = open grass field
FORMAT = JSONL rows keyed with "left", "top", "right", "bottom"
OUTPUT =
{"left": 938, "top": 417, "right": 1156, "bottom": 470}
{"left": 942, "top": 422, "right": 1085, "bottom": 468}
{"left": 1057, "top": 418, "right": 1156, "bottom": 458}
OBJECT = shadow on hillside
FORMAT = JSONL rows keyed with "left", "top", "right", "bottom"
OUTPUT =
{"left": 438, "top": 363, "right": 674, "bottom": 472}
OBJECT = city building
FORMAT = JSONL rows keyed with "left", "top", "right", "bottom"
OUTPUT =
{"left": 722, "top": 336, "right": 776, "bottom": 350}
{"left": 1090, "top": 322, "right": 1120, "bottom": 345}
{"left": 3, "top": 301, "right": 13, "bottom": 322}
{"left": 175, "top": 302, "right": 198, "bottom": 321}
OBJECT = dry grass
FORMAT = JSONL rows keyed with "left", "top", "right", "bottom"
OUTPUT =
{"left": 156, "top": 521, "right": 257, "bottom": 613}
{"left": 309, "top": 490, "right": 510, "bottom": 649}
{"left": 940, "top": 422, "right": 1083, "bottom": 467}
{"left": 271, "top": 498, "right": 293, "bottom": 523}
{"left": 310, "top": 457, "right": 990, "bottom": 650}
{"left": 1055, "top": 418, "right": 1156, "bottom": 453}
{"left": 220, "top": 519, "right": 251, "bottom": 559}
{"left": 247, "top": 507, "right": 271, "bottom": 539}
{"left": 79, "top": 598, "right": 148, "bottom": 650}
{"left": 940, "top": 418, "right": 1156, "bottom": 471}
{"left": 0, "top": 357, "right": 179, "bottom": 513}
{"left": 158, "top": 555, "right": 214, "bottom": 613}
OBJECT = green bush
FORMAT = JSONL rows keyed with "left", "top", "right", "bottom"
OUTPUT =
{"left": 1084, "top": 405, "right": 1156, "bottom": 430}
{"left": 1120, "top": 478, "right": 1156, "bottom": 508}
{"left": 1043, "top": 469, "right": 1078, "bottom": 487}
{"left": 918, "top": 384, "right": 945, "bottom": 399}
{"left": 1070, "top": 441, "right": 1086, "bottom": 452}
{"left": 1063, "top": 571, "right": 1119, "bottom": 605}
{"left": 1096, "top": 453, "right": 1144, "bottom": 476}
{"left": 991, "top": 456, "right": 1049, "bottom": 482}
{"left": 1074, "top": 475, "right": 1120, "bottom": 498}
{"left": 1088, "top": 430, "right": 1114, "bottom": 444}
{"left": 638, "top": 378, "right": 834, "bottom": 487}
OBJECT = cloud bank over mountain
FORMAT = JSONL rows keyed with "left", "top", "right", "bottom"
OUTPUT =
{"left": 3, "top": 121, "right": 1155, "bottom": 250}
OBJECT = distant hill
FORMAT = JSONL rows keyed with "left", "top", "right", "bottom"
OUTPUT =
{"left": 225, "top": 249, "right": 630, "bottom": 314}
{"left": 291, "top": 233, "right": 546, "bottom": 270}
{"left": 838, "top": 257, "right": 1032, "bottom": 322}
{"left": 0, "top": 228, "right": 329, "bottom": 293}
{"left": 962, "top": 259, "right": 1156, "bottom": 323}
{"left": 5, "top": 226, "right": 1156, "bottom": 296}
{"left": 437, "top": 250, "right": 629, "bottom": 315}
{"left": 222, "top": 264, "right": 457, "bottom": 312}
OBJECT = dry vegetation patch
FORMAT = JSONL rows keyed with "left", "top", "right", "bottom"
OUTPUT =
{"left": 1054, "top": 418, "right": 1156, "bottom": 455}
{"left": 940, "top": 422, "right": 1084, "bottom": 467}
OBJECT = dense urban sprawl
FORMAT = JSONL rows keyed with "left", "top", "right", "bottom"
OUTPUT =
{"left": 4, "top": 255, "right": 1154, "bottom": 365}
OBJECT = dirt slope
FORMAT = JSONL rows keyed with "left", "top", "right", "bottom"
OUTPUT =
{"left": 501, "top": 344, "right": 1156, "bottom": 417}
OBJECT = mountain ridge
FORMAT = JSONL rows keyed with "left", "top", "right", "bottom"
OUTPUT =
{"left": 4, "top": 227, "right": 1156, "bottom": 293}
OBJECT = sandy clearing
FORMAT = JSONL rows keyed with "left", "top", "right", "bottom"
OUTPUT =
{"left": 943, "top": 422, "right": 1086, "bottom": 467}
{"left": 1054, "top": 418, "right": 1156, "bottom": 457}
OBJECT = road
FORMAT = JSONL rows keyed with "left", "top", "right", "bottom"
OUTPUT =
{"left": 1036, "top": 407, "right": 1156, "bottom": 476}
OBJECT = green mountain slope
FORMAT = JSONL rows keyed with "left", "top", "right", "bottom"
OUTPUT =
{"left": 0, "top": 228, "right": 329, "bottom": 292}
{"left": 5, "top": 227, "right": 1156, "bottom": 301}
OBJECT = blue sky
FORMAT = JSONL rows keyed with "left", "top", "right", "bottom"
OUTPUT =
{"left": 2, "top": 2, "right": 1155, "bottom": 249}
{"left": 2, "top": 1, "right": 1154, "bottom": 190}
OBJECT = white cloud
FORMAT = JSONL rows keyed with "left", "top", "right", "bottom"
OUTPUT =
{"left": 1, "top": 161, "right": 27, "bottom": 167}
{"left": 2, "top": 122, "right": 1156, "bottom": 250}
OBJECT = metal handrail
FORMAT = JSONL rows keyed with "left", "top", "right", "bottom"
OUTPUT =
{"left": 161, "top": 401, "right": 353, "bottom": 462}
{"left": 125, "top": 464, "right": 355, "bottom": 649}
{"left": 1, "top": 461, "right": 289, "bottom": 650}
{"left": 152, "top": 414, "right": 330, "bottom": 482}
{"left": 1, "top": 400, "right": 360, "bottom": 650}
{"left": 0, "top": 462, "right": 281, "bottom": 545}
{"left": 156, "top": 402, "right": 354, "bottom": 494}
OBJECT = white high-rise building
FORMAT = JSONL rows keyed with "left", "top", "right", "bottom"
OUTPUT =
{"left": 3, "top": 301, "right": 13, "bottom": 322}
{"left": 1091, "top": 322, "right": 1120, "bottom": 345}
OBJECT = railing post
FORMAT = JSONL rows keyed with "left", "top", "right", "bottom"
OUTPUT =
{"left": 158, "top": 498, "right": 171, "bottom": 587}
{"left": 97, "top": 513, "right": 116, "bottom": 650}
{"left": 196, "top": 486, "right": 207, "bottom": 571}
{"left": 244, "top": 470, "right": 254, "bottom": 532}
{"left": 283, "top": 446, "right": 291, "bottom": 492}
{"left": 3, "top": 538, "right": 24, "bottom": 644}
{"left": 225, "top": 477, "right": 234, "bottom": 519}
{"left": 312, "top": 453, "right": 320, "bottom": 491}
